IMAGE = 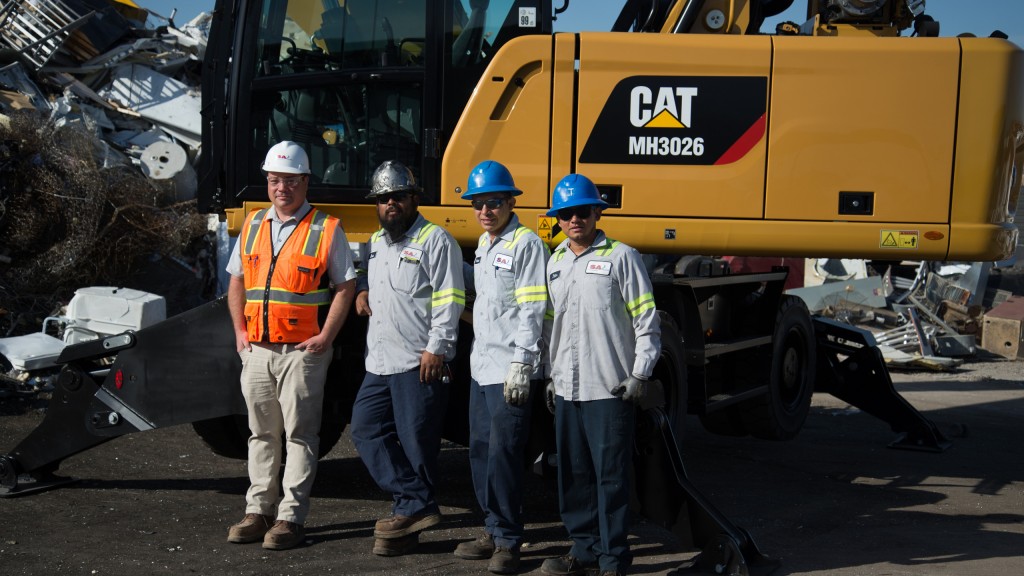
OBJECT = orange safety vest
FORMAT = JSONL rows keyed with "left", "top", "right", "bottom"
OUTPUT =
{"left": 240, "top": 207, "right": 339, "bottom": 343}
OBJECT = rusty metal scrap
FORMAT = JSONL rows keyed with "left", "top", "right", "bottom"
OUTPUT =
{"left": 0, "top": 112, "right": 208, "bottom": 336}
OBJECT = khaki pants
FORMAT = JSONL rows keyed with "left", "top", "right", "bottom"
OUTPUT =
{"left": 239, "top": 343, "right": 331, "bottom": 525}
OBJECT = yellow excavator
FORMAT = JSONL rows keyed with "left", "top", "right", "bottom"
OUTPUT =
{"left": 3, "top": 1, "right": 1021, "bottom": 573}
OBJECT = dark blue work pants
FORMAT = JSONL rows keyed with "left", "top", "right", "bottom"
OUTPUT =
{"left": 468, "top": 379, "right": 534, "bottom": 549}
{"left": 350, "top": 369, "right": 448, "bottom": 518}
{"left": 555, "top": 396, "right": 635, "bottom": 573}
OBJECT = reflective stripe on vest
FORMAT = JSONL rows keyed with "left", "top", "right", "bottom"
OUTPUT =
{"left": 244, "top": 287, "right": 330, "bottom": 306}
{"left": 242, "top": 208, "right": 269, "bottom": 255}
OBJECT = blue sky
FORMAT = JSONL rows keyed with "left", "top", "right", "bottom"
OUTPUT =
{"left": 553, "top": 0, "right": 1024, "bottom": 43}
{"left": 139, "top": 0, "right": 1022, "bottom": 45}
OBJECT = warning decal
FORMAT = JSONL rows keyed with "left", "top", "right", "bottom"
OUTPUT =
{"left": 538, "top": 216, "right": 556, "bottom": 241}
{"left": 880, "top": 230, "right": 919, "bottom": 250}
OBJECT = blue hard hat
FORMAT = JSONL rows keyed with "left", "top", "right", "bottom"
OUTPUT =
{"left": 461, "top": 160, "right": 522, "bottom": 199}
{"left": 546, "top": 174, "right": 608, "bottom": 216}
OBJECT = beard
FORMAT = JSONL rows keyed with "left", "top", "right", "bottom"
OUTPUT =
{"left": 379, "top": 206, "right": 417, "bottom": 241}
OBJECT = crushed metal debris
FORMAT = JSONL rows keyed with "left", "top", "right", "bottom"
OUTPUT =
{"left": 0, "top": 2, "right": 213, "bottom": 340}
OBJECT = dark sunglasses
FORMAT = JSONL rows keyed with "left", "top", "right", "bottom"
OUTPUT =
{"left": 471, "top": 197, "right": 507, "bottom": 210}
{"left": 556, "top": 205, "right": 595, "bottom": 221}
{"left": 376, "top": 191, "right": 412, "bottom": 204}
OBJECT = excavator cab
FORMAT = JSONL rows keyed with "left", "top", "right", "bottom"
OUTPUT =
{"left": 197, "top": 0, "right": 553, "bottom": 216}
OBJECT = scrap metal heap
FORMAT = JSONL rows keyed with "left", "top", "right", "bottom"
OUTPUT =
{"left": 0, "top": 0, "right": 211, "bottom": 338}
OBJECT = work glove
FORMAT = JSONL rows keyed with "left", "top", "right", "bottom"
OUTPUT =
{"left": 503, "top": 362, "right": 532, "bottom": 406}
{"left": 544, "top": 379, "right": 556, "bottom": 415}
{"left": 613, "top": 375, "right": 647, "bottom": 404}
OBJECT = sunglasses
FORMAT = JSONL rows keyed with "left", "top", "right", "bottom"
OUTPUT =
{"left": 376, "top": 191, "right": 412, "bottom": 204}
{"left": 471, "top": 197, "right": 507, "bottom": 210}
{"left": 556, "top": 205, "right": 595, "bottom": 221}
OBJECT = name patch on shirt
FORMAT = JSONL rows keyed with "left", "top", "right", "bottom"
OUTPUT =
{"left": 586, "top": 261, "right": 612, "bottom": 276}
{"left": 401, "top": 247, "right": 423, "bottom": 262}
{"left": 549, "top": 271, "right": 560, "bottom": 281}
{"left": 492, "top": 253, "right": 513, "bottom": 270}
{"left": 368, "top": 251, "right": 377, "bottom": 260}
{"left": 474, "top": 256, "right": 481, "bottom": 264}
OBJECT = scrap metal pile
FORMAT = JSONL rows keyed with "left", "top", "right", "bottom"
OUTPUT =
{"left": 0, "top": 0, "right": 212, "bottom": 337}
{"left": 791, "top": 258, "right": 1024, "bottom": 369}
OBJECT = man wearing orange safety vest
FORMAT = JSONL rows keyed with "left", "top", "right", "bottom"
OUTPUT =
{"left": 225, "top": 141, "right": 357, "bottom": 551}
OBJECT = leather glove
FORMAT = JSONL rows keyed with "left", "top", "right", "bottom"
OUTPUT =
{"left": 613, "top": 375, "right": 647, "bottom": 404}
{"left": 503, "top": 362, "right": 532, "bottom": 406}
{"left": 544, "top": 379, "right": 556, "bottom": 415}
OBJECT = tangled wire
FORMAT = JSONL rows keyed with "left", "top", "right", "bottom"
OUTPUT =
{"left": 0, "top": 111, "right": 210, "bottom": 336}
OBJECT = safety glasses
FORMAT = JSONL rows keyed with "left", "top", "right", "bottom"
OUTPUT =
{"left": 266, "top": 176, "right": 304, "bottom": 188}
{"left": 556, "top": 205, "right": 595, "bottom": 221}
{"left": 471, "top": 197, "right": 507, "bottom": 210}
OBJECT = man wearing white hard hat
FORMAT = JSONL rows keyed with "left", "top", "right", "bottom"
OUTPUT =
{"left": 224, "top": 141, "right": 357, "bottom": 550}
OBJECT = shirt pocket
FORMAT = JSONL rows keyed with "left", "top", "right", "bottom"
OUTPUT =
{"left": 495, "top": 267, "right": 516, "bottom": 303}
{"left": 391, "top": 256, "right": 421, "bottom": 294}
{"left": 582, "top": 270, "right": 613, "bottom": 311}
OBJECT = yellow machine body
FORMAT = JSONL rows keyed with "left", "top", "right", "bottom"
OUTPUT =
{"left": 434, "top": 32, "right": 1023, "bottom": 260}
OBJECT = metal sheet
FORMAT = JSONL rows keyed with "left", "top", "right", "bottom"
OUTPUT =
{"left": 98, "top": 62, "right": 200, "bottom": 146}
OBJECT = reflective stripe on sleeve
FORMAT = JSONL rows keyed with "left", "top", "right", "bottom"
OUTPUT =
{"left": 431, "top": 287, "right": 466, "bottom": 307}
{"left": 514, "top": 285, "right": 547, "bottom": 304}
{"left": 627, "top": 292, "right": 656, "bottom": 317}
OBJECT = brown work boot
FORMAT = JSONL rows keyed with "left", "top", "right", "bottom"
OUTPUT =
{"left": 227, "top": 513, "right": 274, "bottom": 543}
{"left": 454, "top": 532, "right": 495, "bottom": 559}
{"left": 372, "top": 532, "right": 419, "bottom": 556}
{"left": 488, "top": 546, "right": 521, "bottom": 574}
{"left": 262, "top": 520, "right": 305, "bottom": 550}
{"left": 373, "top": 511, "right": 442, "bottom": 539}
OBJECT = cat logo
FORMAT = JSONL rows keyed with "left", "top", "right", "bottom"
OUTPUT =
{"left": 630, "top": 86, "right": 698, "bottom": 129}
{"left": 580, "top": 75, "right": 767, "bottom": 166}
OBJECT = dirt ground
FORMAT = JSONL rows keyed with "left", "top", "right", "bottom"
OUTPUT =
{"left": 1, "top": 354, "right": 1022, "bottom": 576}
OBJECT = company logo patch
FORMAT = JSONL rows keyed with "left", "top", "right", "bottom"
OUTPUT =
{"left": 586, "top": 261, "right": 612, "bottom": 276}
{"left": 580, "top": 75, "right": 767, "bottom": 166}
{"left": 400, "top": 247, "right": 422, "bottom": 262}
{"left": 493, "top": 253, "right": 513, "bottom": 270}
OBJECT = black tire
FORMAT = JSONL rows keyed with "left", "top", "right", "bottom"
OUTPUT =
{"left": 192, "top": 415, "right": 251, "bottom": 460}
{"left": 740, "top": 295, "right": 816, "bottom": 440}
{"left": 652, "top": 311, "right": 688, "bottom": 443}
{"left": 192, "top": 405, "right": 346, "bottom": 461}
{"left": 630, "top": 311, "right": 688, "bottom": 528}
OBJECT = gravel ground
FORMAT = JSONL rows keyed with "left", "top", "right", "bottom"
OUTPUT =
{"left": 1, "top": 352, "right": 1021, "bottom": 576}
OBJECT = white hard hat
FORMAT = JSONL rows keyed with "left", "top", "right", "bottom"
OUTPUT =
{"left": 262, "top": 141, "right": 310, "bottom": 174}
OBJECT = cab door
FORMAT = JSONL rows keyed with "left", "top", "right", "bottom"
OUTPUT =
{"left": 574, "top": 33, "right": 772, "bottom": 219}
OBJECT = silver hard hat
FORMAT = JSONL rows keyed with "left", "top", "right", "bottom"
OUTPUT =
{"left": 367, "top": 160, "right": 420, "bottom": 199}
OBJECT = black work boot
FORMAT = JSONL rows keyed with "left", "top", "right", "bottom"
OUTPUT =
{"left": 488, "top": 546, "right": 521, "bottom": 574}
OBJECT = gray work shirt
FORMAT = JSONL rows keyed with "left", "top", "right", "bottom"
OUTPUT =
{"left": 469, "top": 214, "right": 550, "bottom": 385}
{"left": 357, "top": 213, "right": 465, "bottom": 375}
{"left": 547, "top": 231, "right": 661, "bottom": 401}
{"left": 225, "top": 201, "right": 356, "bottom": 286}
